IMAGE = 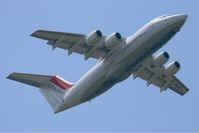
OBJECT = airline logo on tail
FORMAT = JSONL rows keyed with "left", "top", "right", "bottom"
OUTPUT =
{"left": 47, "top": 75, "right": 74, "bottom": 93}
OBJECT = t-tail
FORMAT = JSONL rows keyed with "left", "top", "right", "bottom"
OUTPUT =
{"left": 7, "top": 73, "right": 74, "bottom": 113}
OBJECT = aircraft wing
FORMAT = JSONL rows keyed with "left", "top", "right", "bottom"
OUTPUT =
{"left": 31, "top": 30, "right": 109, "bottom": 60}
{"left": 132, "top": 56, "right": 189, "bottom": 96}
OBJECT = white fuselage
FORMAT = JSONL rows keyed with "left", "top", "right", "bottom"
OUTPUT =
{"left": 54, "top": 14, "right": 187, "bottom": 113}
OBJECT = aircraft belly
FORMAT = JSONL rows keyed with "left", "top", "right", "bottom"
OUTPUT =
{"left": 70, "top": 61, "right": 111, "bottom": 103}
{"left": 79, "top": 61, "right": 134, "bottom": 102}
{"left": 61, "top": 61, "right": 107, "bottom": 108}
{"left": 80, "top": 78, "right": 114, "bottom": 103}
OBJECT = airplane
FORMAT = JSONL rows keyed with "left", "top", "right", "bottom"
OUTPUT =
{"left": 7, "top": 14, "right": 189, "bottom": 114}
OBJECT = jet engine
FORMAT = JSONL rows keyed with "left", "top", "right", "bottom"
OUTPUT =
{"left": 105, "top": 32, "right": 122, "bottom": 49}
{"left": 85, "top": 30, "right": 102, "bottom": 45}
{"left": 163, "top": 61, "right": 180, "bottom": 77}
{"left": 152, "top": 52, "right": 169, "bottom": 67}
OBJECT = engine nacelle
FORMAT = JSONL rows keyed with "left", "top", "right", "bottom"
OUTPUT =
{"left": 152, "top": 52, "right": 169, "bottom": 67}
{"left": 163, "top": 61, "right": 180, "bottom": 77}
{"left": 105, "top": 32, "right": 122, "bottom": 49}
{"left": 85, "top": 30, "right": 102, "bottom": 45}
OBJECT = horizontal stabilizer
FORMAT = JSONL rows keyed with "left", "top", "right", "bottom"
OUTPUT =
{"left": 7, "top": 73, "right": 52, "bottom": 88}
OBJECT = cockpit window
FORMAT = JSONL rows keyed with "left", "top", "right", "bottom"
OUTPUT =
{"left": 159, "top": 15, "right": 170, "bottom": 18}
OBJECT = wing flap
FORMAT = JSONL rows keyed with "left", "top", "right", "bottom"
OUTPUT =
{"left": 169, "top": 76, "right": 189, "bottom": 95}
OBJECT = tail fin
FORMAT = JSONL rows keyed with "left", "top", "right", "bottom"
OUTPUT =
{"left": 7, "top": 73, "right": 74, "bottom": 113}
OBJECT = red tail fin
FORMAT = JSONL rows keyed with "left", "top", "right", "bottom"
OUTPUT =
{"left": 50, "top": 75, "right": 74, "bottom": 90}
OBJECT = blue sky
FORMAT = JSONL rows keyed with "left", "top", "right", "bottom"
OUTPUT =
{"left": 0, "top": 0, "right": 198, "bottom": 132}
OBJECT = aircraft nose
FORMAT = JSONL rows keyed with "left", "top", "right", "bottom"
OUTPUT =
{"left": 175, "top": 14, "right": 187, "bottom": 22}
{"left": 166, "top": 14, "right": 188, "bottom": 28}
{"left": 168, "top": 14, "right": 187, "bottom": 23}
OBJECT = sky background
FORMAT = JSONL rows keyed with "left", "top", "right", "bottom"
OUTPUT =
{"left": 0, "top": 0, "right": 198, "bottom": 132}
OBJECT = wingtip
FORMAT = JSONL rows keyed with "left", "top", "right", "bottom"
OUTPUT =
{"left": 182, "top": 89, "right": 189, "bottom": 96}
{"left": 30, "top": 30, "right": 39, "bottom": 37}
{"left": 7, "top": 73, "right": 15, "bottom": 80}
{"left": 30, "top": 32, "right": 35, "bottom": 37}
{"left": 7, "top": 75, "right": 11, "bottom": 79}
{"left": 30, "top": 30, "right": 44, "bottom": 37}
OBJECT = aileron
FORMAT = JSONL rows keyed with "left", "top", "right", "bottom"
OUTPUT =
{"left": 169, "top": 76, "right": 189, "bottom": 95}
